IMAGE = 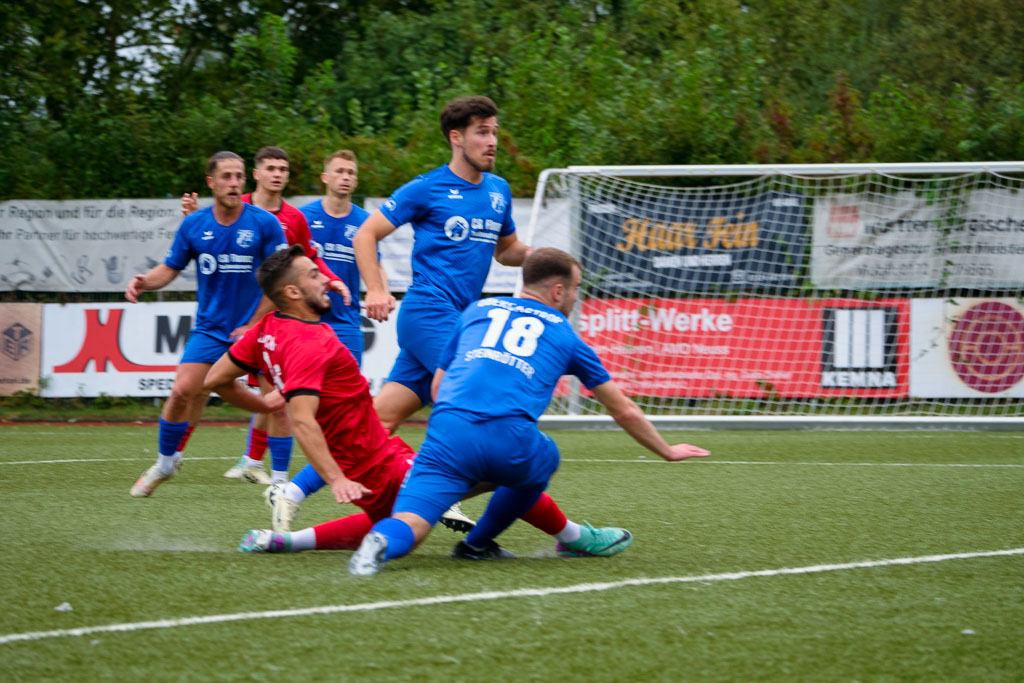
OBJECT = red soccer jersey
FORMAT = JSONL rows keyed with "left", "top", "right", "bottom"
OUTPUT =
{"left": 241, "top": 193, "right": 341, "bottom": 284}
{"left": 229, "top": 311, "right": 394, "bottom": 480}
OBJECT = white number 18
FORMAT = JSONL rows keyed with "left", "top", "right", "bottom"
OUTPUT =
{"left": 480, "top": 308, "right": 544, "bottom": 357}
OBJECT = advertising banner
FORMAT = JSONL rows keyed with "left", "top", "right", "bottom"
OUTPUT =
{"left": 0, "top": 303, "right": 42, "bottom": 396}
{"left": 812, "top": 190, "right": 1024, "bottom": 289}
{"left": 39, "top": 301, "right": 402, "bottom": 398}
{"left": 575, "top": 297, "right": 909, "bottom": 398}
{"left": 910, "top": 297, "right": 1024, "bottom": 397}
{"left": 1, "top": 197, "right": 535, "bottom": 294}
{"left": 578, "top": 191, "right": 807, "bottom": 293}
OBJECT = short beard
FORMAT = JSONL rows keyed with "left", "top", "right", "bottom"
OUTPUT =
{"left": 462, "top": 148, "right": 494, "bottom": 173}
{"left": 309, "top": 297, "right": 332, "bottom": 316}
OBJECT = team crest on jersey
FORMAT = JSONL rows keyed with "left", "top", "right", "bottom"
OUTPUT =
{"left": 236, "top": 229, "right": 255, "bottom": 248}
{"left": 444, "top": 216, "right": 470, "bottom": 242}
{"left": 345, "top": 224, "right": 360, "bottom": 241}
{"left": 489, "top": 192, "right": 506, "bottom": 213}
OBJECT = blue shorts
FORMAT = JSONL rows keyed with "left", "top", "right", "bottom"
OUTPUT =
{"left": 331, "top": 324, "right": 363, "bottom": 367}
{"left": 391, "top": 410, "right": 560, "bottom": 525}
{"left": 179, "top": 330, "right": 231, "bottom": 364}
{"left": 386, "top": 297, "right": 460, "bottom": 405}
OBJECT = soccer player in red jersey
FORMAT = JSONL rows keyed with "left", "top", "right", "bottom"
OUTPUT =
{"left": 184, "top": 146, "right": 351, "bottom": 486}
{"left": 204, "top": 245, "right": 637, "bottom": 557}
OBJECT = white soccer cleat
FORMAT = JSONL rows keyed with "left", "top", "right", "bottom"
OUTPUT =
{"left": 440, "top": 502, "right": 476, "bottom": 533}
{"left": 224, "top": 457, "right": 271, "bottom": 485}
{"left": 130, "top": 461, "right": 180, "bottom": 498}
{"left": 349, "top": 531, "right": 388, "bottom": 576}
{"left": 264, "top": 483, "right": 300, "bottom": 532}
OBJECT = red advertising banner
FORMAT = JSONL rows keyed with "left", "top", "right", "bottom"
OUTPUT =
{"left": 572, "top": 298, "right": 910, "bottom": 398}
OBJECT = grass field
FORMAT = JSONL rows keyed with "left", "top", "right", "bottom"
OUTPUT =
{"left": 1, "top": 423, "right": 1022, "bottom": 681}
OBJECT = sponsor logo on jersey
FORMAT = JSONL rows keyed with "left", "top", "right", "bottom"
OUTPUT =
{"left": 384, "top": 199, "right": 397, "bottom": 211}
{"left": 198, "top": 253, "right": 217, "bottom": 275}
{"left": 447, "top": 188, "right": 464, "bottom": 200}
{"left": 489, "top": 192, "right": 506, "bottom": 213}
{"left": 311, "top": 219, "right": 325, "bottom": 230}
{"left": 444, "top": 216, "right": 471, "bottom": 242}
{"left": 236, "top": 229, "right": 255, "bottom": 248}
{"left": 201, "top": 230, "right": 214, "bottom": 240}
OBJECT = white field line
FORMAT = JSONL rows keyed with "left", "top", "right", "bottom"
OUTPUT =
{"left": 2, "top": 547, "right": 1021, "bottom": 646}
{"left": 1, "top": 456, "right": 1022, "bottom": 468}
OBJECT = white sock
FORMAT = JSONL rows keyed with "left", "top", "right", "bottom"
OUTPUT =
{"left": 156, "top": 454, "right": 179, "bottom": 475}
{"left": 554, "top": 520, "right": 582, "bottom": 544}
{"left": 271, "top": 470, "right": 288, "bottom": 484}
{"left": 289, "top": 528, "right": 317, "bottom": 551}
{"left": 243, "top": 456, "right": 262, "bottom": 468}
{"left": 283, "top": 481, "right": 306, "bottom": 502}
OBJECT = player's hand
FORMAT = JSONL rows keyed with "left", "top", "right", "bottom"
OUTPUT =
{"left": 125, "top": 274, "right": 146, "bottom": 303}
{"left": 386, "top": 294, "right": 397, "bottom": 314}
{"left": 263, "top": 389, "right": 286, "bottom": 413}
{"left": 364, "top": 289, "right": 394, "bottom": 322}
{"left": 329, "top": 279, "right": 352, "bottom": 306}
{"left": 229, "top": 323, "right": 253, "bottom": 341}
{"left": 329, "top": 477, "right": 372, "bottom": 504}
{"left": 181, "top": 192, "right": 198, "bottom": 216}
{"left": 662, "top": 444, "right": 711, "bottom": 462}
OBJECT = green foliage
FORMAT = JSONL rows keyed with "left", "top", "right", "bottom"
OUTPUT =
{"left": 1, "top": 0, "right": 1022, "bottom": 200}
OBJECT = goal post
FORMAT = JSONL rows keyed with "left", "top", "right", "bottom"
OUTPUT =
{"left": 524, "top": 162, "right": 1024, "bottom": 430}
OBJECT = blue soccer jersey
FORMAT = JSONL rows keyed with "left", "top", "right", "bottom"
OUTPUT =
{"left": 299, "top": 199, "right": 373, "bottom": 335}
{"left": 434, "top": 297, "right": 611, "bottom": 421}
{"left": 380, "top": 165, "right": 516, "bottom": 311}
{"left": 165, "top": 204, "right": 287, "bottom": 342}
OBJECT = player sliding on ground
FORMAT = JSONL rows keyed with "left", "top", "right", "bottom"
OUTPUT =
{"left": 204, "top": 245, "right": 654, "bottom": 558}
{"left": 348, "top": 248, "right": 710, "bottom": 576}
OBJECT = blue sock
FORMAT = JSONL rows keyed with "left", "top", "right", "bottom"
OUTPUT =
{"left": 267, "top": 436, "right": 293, "bottom": 474}
{"left": 158, "top": 417, "right": 189, "bottom": 457}
{"left": 465, "top": 487, "right": 544, "bottom": 549}
{"left": 291, "top": 463, "right": 326, "bottom": 496}
{"left": 373, "top": 518, "right": 416, "bottom": 560}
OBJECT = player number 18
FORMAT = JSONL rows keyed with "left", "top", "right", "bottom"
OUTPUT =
{"left": 480, "top": 308, "right": 544, "bottom": 357}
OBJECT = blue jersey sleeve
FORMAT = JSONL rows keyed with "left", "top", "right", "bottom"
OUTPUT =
{"left": 380, "top": 176, "right": 427, "bottom": 228}
{"left": 164, "top": 212, "right": 202, "bottom": 271}
{"left": 567, "top": 339, "right": 612, "bottom": 390}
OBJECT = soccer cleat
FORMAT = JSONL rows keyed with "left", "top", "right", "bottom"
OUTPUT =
{"left": 263, "top": 483, "right": 300, "bottom": 532}
{"left": 223, "top": 457, "right": 271, "bottom": 485}
{"left": 348, "top": 531, "right": 388, "bottom": 576}
{"left": 556, "top": 522, "right": 633, "bottom": 558}
{"left": 238, "top": 529, "right": 291, "bottom": 553}
{"left": 440, "top": 502, "right": 476, "bottom": 533}
{"left": 451, "top": 540, "right": 516, "bottom": 561}
{"left": 130, "top": 461, "right": 180, "bottom": 498}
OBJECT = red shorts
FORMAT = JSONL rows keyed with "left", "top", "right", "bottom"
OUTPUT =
{"left": 346, "top": 438, "right": 416, "bottom": 522}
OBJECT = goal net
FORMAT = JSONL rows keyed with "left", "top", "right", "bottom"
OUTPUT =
{"left": 524, "top": 163, "right": 1024, "bottom": 429}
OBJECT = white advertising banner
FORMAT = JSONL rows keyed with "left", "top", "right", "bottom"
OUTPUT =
{"left": 2, "top": 197, "right": 537, "bottom": 294}
{"left": 40, "top": 301, "right": 402, "bottom": 397}
{"left": 812, "top": 190, "right": 1024, "bottom": 289}
{"left": 910, "top": 297, "right": 1024, "bottom": 397}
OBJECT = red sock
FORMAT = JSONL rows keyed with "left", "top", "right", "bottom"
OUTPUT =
{"left": 176, "top": 424, "right": 195, "bottom": 453}
{"left": 520, "top": 493, "right": 567, "bottom": 535}
{"left": 312, "top": 513, "right": 375, "bottom": 550}
{"left": 246, "top": 428, "right": 268, "bottom": 462}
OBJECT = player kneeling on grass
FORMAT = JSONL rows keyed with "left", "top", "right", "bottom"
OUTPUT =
{"left": 204, "top": 245, "right": 663, "bottom": 559}
{"left": 348, "top": 248, "right": 710, "bottom": 576}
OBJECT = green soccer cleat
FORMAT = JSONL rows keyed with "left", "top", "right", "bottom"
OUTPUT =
{"left": 556, "top": 522, "right": 633, "bottom": 558}
{"left": 238, "top": 529, "right": 291, "bottom": 553}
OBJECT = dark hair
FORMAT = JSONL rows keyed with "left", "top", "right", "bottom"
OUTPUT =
{"left": 206, "top": 151, "right": 244, "bottom": 175}
{"left": 440, "top": 96, "right": 498, "bottom": 144}
{"left": 256, "top": 244, "right": 305, "bottom": 306}
{"left": 522, "top": 248, "right": 579, "bottom": 287}
{"left": 254, "top": 146, "right": 290, "bottom": 167}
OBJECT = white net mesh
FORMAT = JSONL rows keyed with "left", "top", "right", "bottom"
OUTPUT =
{"left": 526, "top": 164, "right": 1024, "bottom": 421}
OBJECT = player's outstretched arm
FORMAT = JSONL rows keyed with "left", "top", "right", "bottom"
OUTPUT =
{"left": 287, "top": 394, "right": 372, "bottom": 504}
{"left": 494, "top": 234, "right": 533, "bottom": 267}
{"left": 125, "top": 264, "right": 179, "bottom": 303}
{"left": 203, "top": 354, "right": 281, "bottom": 414}
{"left": 591, "top": 380, "right": 710, "bottom": 462}
{"left": 353, "top": 212, "right": 398, "bottom": 321}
